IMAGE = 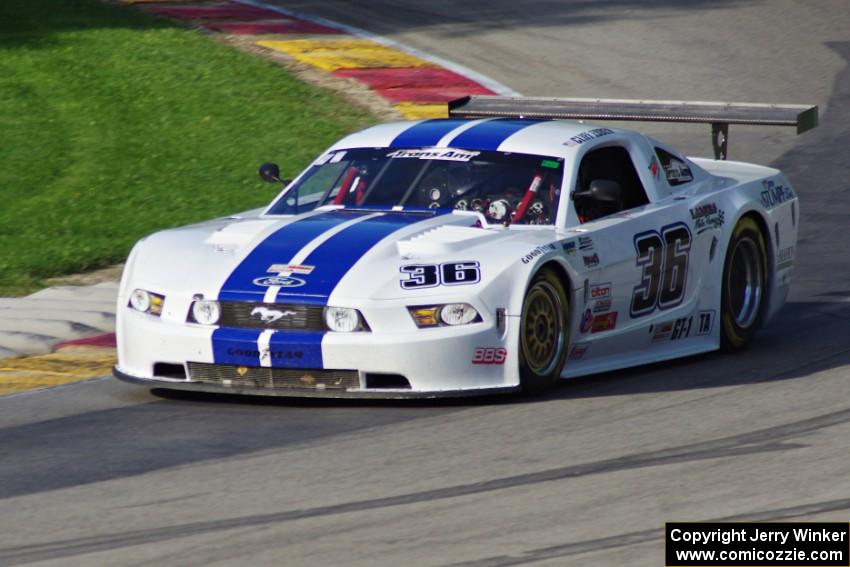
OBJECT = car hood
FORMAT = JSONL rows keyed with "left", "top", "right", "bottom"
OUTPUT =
{"left": 128, "top": 207, "right": 536, "bottom": 304}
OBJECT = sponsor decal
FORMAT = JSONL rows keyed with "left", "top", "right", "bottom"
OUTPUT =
{"left": 649, "top": 155, "right": 660, "bottom": 177}
{"left": 589, "top": 282, "right": 612, "bottom": 300}
{"left": 582, "top": 253, "right": 600, "bottom": 268}
{"left": 250, "top": 306, "right": 297, "bottom": 324}
{"left": 580, "top": 309, "right": 618, "bottom": 334}
{"left": 689, "top": 203, "right": 725, "bottom": 234}
{"left": 226, "top": 347, "right": 303, "bottom": 359}
{"left": 521, "top": 243, "right": 558, "bottom": 264}
{"left": 472, "top": 347, "right": 507, "bottom": 365}
{"left": 593, "top": 298, "right": 612, "bottom": 313}
{"left": 777, "top": 246, "right": 795, "bottom": 270}
{"left": 562, "top": 127, "right": 614, "bottom": 147}
{"left": 651, "top": 311, "right": 713, "bottom": 342}
{"left": 760, "top": 179, "right": 794, "bottom": 209}
{"left": 267, "top": 263, "right": 315, "bottom": 275}
{"left": 651, "top": 321, "right": 675, "bottom": 342}
{"left": 386, "top": 148, "right": 480, "bottom": 162}
{"left": 568, "top": 342, "right": 590, "bottom": 360}
{"left": 400, "top": 261, "right": 481, "bottom": 289}
{"left": 591, "top": 312, "right": 618, "bottom": 333}
{"left": 580, "top": 308, "right": 594, "bottom": 333}
{"left": 252, "top": 276, "right": 305, "bottom": 288}
{"left": 665, "top": 159, "right": 693, "bottom": 184}
{"left": 562, "top": 240, "right": 577, "bottom": 256}
{"left": 578, "top": 236, "right": 594, "bottom": 251}
{"left": 696, "top": 310, "right": 714, "bottom": 336}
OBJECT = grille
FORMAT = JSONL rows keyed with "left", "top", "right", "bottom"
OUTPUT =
{"left": 219, "top": 302, "right": 325, "bottom": 331}
{"left": 187, "top": 362, "right": 359, "bottom": 390}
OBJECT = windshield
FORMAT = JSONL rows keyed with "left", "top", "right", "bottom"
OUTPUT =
{"left": 268, "top": 148, "right": 565, "bottom": 225}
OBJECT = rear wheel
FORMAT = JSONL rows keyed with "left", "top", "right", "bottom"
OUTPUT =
{"left": 519, "top": 269, "right": 569, "bottom": 393}
{"left": 721, "top": 216, "right": 768, "bottom": 350}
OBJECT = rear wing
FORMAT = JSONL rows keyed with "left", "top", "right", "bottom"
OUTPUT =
{"left": 448, "top": 95, "right": 818, "bottom": 160}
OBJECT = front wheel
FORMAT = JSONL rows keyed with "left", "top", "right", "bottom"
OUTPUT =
{"left": 519, "top": 269, "right": 569, "bottom": 394}
{"left": 721, "top": 216, "right": 768, "bottom": 350}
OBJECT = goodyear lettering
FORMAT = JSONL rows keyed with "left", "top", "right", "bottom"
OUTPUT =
{"left": 226, "top": 348, "right": 303, "bottom": 359}
{"left": 521, "top": 243, "right": 557, "bottom": 264}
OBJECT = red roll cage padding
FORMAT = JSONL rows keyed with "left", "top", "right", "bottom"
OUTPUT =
{"left": 332, "top": 166, "right": 359, "bottom": 205}
{"left": 512, "top": 173, "right": 543, "bottom": 224}
{"left": 354, "top": 178, "right": 368, "bottom": 205}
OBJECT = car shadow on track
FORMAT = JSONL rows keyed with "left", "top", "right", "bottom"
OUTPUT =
{"left": 150, "top": 299, "right": 850, "bottom": 407}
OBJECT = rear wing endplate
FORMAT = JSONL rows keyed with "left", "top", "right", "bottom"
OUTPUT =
{"left": 448, "top": 96, "right": 818, "bottom": 160}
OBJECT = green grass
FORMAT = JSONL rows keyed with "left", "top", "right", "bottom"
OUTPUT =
{"left": 0, "top": 0, "right": 377, "bottom": 295}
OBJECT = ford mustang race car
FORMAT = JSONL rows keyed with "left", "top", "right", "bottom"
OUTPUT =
{"left": 113, "top": 96, "right": 817, "bottom": 397}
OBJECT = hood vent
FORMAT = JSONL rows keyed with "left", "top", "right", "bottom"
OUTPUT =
{"left": 397, "top": 226, "right": 502, "bottom": 259}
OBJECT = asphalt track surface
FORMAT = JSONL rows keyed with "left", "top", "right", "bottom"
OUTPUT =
{"left": 2, "top": 2, "right": 849, "bottom": 565}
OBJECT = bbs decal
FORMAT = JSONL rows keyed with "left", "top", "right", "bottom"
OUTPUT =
{"left": 630, "top": 222, "right": 692, "bottom": 318}
{"left": 400, "top": 261, "right": 480, "bottom": 289}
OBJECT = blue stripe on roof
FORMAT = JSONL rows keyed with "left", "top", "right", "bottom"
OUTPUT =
{"left": 389, "top": 119, "right": 471, "bottom": 148}
{"left": 446, "top": 118, "right": 542, "bottom": 151}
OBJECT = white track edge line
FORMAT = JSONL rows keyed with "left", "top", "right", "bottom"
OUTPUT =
{"left": 236, "top": 0, "right": 521, "bottom": 97}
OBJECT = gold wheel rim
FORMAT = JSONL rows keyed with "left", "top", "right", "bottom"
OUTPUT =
{"left": 521, "top": 281, "right": 565, "bottom": 375}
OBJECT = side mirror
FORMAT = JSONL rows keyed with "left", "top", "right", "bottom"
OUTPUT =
{"left": 259, "top": 162, "right": 281, "bottom": 183}
{"left": 572, "top": 179, "right": 622, "bottom": 203}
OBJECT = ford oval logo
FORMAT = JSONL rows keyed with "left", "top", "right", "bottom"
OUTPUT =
{"left": 252, "top": 276, "right": 305, "bottom": 288}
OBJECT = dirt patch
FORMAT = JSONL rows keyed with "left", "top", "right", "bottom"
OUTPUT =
{"left": 215, "top": 33, "right": 403, "bottom": 122}
{"left": 45, "top": 265, "right": 125, "bottom": 287}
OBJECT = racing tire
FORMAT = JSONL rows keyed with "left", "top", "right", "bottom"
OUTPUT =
{"left": 519, "top": 268, "right": 569, "bottom": 394}
{"left": 720, "top": 216, "right": 768, "bottom": 351}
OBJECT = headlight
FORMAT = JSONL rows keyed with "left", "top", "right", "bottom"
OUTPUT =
{"left": 324, "top": 306, "right": 369, "bottom": 332}
{"left": 408, "top": 303, "right": 481, "bottom": 328}
{"left": 190, "top": 300, "right": 221, "bottom": 325}
{"left": 128, "top": 289, "right": 164, "bottom": 316}
{"left": 439, "top": 303, "right": 480, "bottom": 326}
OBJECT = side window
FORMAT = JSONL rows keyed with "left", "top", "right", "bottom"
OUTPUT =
{"left": 273, "top": 161, "right": 348, "bottom": 214}
{"left": 574, "top": 146, "right": 649, "bottom": 222}
{"left": 655, "top": 147, "right": 694, "bottom": 186}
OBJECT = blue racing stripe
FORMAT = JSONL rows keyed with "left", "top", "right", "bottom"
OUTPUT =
{"left": 217, "top": 210, "right": 369, "bottom": 303}
{"left": 447, "top": 118, "right": 542, "bottom": 151}
{"left": 276, "top": 212, "right": 430, "bottom": 302}
{"left": 212, "top": 209, "right": 441, "bottom": 371}
{"left": 211, "top": 327, "right": 263, "bottom": 366}
{"left": 212, "top": 210, "right": 371, "bottom": 368}
{"left": 389, "top": 119, "right": 470, "bottom": 148}
{"left": 266, "top": 211, "right": 435, "bottom": 370}
{"left": 211, "top": 328, "right": 323, "bottom": 368}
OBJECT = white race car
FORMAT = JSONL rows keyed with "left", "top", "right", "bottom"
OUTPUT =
{"left": 113, "top": 96, "right": 817, "bottom": 397}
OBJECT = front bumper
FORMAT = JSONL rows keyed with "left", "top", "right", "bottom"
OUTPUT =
{"left": 116, "top": 302, "right": 521, "bottom": 398}
{"left": 112, "top": 366, "right": 519, "bottom": 399}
